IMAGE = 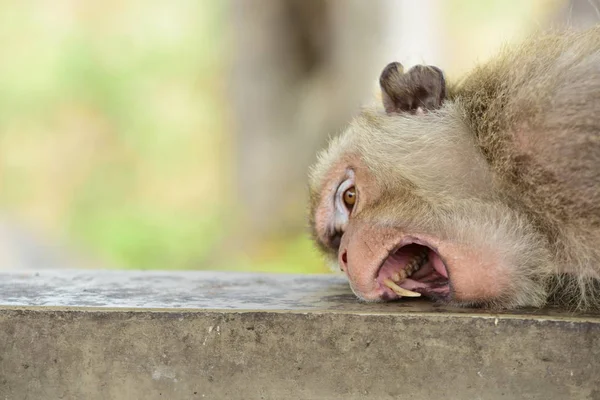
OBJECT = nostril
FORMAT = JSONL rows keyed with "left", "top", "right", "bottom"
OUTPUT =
{"left": 340, "top": 250, "right": 348, "bottom": 272}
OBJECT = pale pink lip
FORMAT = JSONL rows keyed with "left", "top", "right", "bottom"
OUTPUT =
{"left": 374, "top": 238, "right": 450, "bottom": 300}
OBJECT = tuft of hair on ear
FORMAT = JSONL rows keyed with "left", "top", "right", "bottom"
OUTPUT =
{"left": 379, "top": 61, "right": 446, "bottom": 115}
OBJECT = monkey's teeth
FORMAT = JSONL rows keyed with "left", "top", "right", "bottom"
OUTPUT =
{"left": 386, "top": 249, "right": 430, "bottom": 288}
{"left": 383, "top": 279, "right": 421, "bottom": 297}
{"left": 403, "top": 250, "right": 429, "bottom": 277}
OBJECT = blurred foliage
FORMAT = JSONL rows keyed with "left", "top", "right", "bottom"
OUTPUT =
{"left": 0, "top": 1, "right": 232, "bottom": 270}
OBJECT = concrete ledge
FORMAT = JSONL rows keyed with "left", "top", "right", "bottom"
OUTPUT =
{"left": 1, "top": 270, "right": 599, "bottom": 400}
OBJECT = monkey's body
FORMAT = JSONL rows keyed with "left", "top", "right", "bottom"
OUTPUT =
{"left": 458, "top": 28, "right": 600, "bottom": 227}
{"left": 309, "top": 27, "right": 600, "bottom": 309}
{"left": 453, "top": 27, "right": 600, "bottom": 304}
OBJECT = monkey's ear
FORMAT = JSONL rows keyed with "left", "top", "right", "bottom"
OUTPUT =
{"left": 379, "top": 62, "right": 446, "bottom": 115}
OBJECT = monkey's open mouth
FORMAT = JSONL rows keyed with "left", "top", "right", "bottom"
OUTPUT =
{"left": 377, "top": 242, "right": 450, "bottom": 300}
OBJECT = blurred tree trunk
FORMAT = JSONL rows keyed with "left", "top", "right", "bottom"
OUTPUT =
{"left": 228, "top": 0, "right": 386, "bottom": 247}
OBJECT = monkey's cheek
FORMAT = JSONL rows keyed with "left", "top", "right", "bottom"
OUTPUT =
{"left": 437, "top": 242, "right": 512, "bottom": 302}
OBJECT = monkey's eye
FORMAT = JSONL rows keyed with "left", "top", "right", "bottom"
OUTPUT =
{"left": 334, "top": 172, "right": 356, "bottom": 220}
{"left": 343, "top": 187, "right": 356, "bottom": 210}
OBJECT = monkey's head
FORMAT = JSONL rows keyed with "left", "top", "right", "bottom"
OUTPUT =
{"left": 309, "top": 62, "right": 550, "bottom": 308}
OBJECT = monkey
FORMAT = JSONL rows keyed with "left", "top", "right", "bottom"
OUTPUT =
{"left": 308, "top": 26, "right": 600, "bottom": 310}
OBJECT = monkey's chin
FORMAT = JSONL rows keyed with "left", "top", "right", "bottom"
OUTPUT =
{"left": 376, "top": 240, "right": 451, "bottom": 301}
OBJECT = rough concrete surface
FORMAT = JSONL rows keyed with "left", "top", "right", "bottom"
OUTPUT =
{"left": 0, "top": 270, "right": 599, "bottom": 400}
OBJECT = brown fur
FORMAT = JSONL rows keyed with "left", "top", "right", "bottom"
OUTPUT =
{"left": 308, "top": 26, "right": 600, "bottom": 310}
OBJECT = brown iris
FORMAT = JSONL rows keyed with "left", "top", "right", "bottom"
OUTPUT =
{"left": 343, "top": 187, "right": 356, "bottom": 210}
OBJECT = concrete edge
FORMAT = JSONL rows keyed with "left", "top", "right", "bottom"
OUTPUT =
{"left": 2, "top": 305, "right": 600, "bottom": 323}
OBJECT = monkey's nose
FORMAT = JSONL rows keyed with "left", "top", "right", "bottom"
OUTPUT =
{"left": 339, "top": 250, "right": 348, "bottom": 272}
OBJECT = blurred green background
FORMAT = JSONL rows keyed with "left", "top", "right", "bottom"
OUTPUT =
{"left": 0, "top": 0, "right": 587, "bottom": 273}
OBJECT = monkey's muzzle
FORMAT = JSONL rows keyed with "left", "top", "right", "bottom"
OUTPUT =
{"left": 377, "top": 242, "right": 450, "bottom": 300}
